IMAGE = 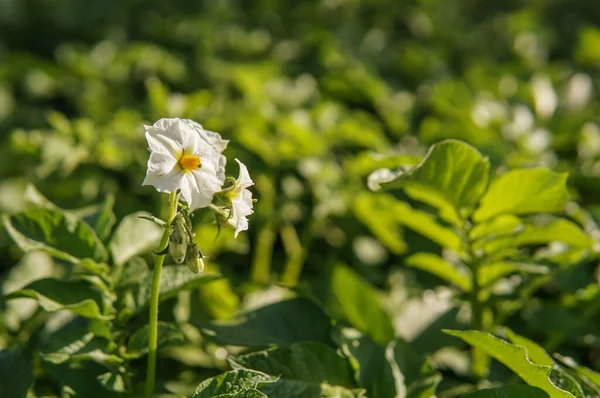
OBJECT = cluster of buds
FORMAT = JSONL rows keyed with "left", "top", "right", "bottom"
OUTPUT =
{"left": 168, "top": 208, "right": 205, "bottom": 274}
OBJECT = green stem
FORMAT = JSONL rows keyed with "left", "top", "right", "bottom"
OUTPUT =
{"left": 280, "top": 224, "right": 304, "bottom": 287}
{"left": 251, "top": 224, "right": 276, "bottom": 284}
{"left": 145, "top": 191, "right": 178, "bottom": 398}
{"left": 462, "top": 222, "right": 487, "bottom": 379}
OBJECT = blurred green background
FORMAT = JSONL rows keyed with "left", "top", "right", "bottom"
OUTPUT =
{"left": 2, "top": 0, "right": 600, "bottom": 394}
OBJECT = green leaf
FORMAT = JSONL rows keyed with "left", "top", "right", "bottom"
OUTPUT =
{"left": 127, "top": 321, "right": 185, "bottom": 358}
{"left": 444, "top": 330, "right": 574, "bottom": 397}
{"left": 354, "top": 193, "right": 461, "bottom": 253}
{"left": 478, "top": 262, "right": 548, "bottom": 288}
{"left": 109, "top": 211, "right": 164, "bottom": 265}
{"left": 335, "top": 328, "right": 396, "bottom": 398}
{"left": 387, "top": 338, "right": 441, "bottom": 398}
{"left": 464, "top": 385, "right": 549, "bottom": 398}
{"left": 130, "top": 265, "right": 220, "bottom": 314}
{"left": 191, "top": 369, "right": 277, "bottom": 398}
{"left": 381, "top": 140, "right": 490, "bottom": 214}
{"left": 469, "top": 214, "right": 523, "bottom": 242}
{"left": 2, "top": 278, "right": 112, "bottom": 320}
{"left": 3, "top": 207, "right": 108, "bottom": 263}
{"left": 327, "top": 263, "right": 394, "bottom": 344}
{"left": 197, "top": 298, "right": 333, "bottom": 347}
{"left": 406, "top": 253, "right": 471, "bottom": 292}
{"left": 230, "top": 342, "right": 357, "bottom": 398}
{"left": 474, "top": 169, "right": 569, "bottom": 222}
{"left": 475, "top": 219, "right": 592, "bottom": 254}
{"left": 504, "top": 328, "right": 554, "bottom": 367}
{"left": 0, "top": 346, "right": 34, "bottom": 398}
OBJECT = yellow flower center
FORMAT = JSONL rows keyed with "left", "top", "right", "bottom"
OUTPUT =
{"left": 226, "top": 189, "right": 239, "bottom": 200}
{"left": 179, "top": 155, "right": 201, "bottom": 172}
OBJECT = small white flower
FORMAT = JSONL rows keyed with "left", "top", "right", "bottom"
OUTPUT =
{"left": 143, "top": 118, "right": 228, "bottom": 209}
{"left": 227, "top": 159, "right": 254, "bottom": 238}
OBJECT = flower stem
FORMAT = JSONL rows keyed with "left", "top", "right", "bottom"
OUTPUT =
{"left": 145, "top": 191, "right": 178, "bottom": 398}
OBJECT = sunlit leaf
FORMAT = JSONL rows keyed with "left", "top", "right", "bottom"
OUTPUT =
{"left": 474, "top": 169, "right": 569, "bottom": 222}
{"left": 444, "top": 330, "right": 575, "bottom": 397}
{"left": 504, "top": 328, "right": 554, "bottom": 366}
{"left": 380, "top": 140, "right": 490, "bottom": 215}
{"left": 230, "top": 342, "right": 357, "bottom": 398}
{"left": 478, "top": 262, "right": 548, "bottom": 288}
{"left": 406, "top": 253, "right": 471, "bottom": 292}
{"left": 2, "top": 278, "right": 112, "bottom": 320}
{"left": 3, "top": 207, "right": 108, "bottom": 263}
{"left": 191, "top": 369, "right": 276, "bottom": 398}
{"left": 464, "top": 385, "right": 549, "bottom": 398}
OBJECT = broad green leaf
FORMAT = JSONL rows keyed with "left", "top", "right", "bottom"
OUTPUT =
{"left": 326, "top": 263, "right": 394, "bottom": 344}
{"left": 464, "top": 385, "right": 549, "bottom": 398}
{"left": 130, "top": 265, "right": 220, "bottom": 314}
{"left": 198, "top": 298, "right": 333, "bottom": 347}
{"left": 24, "top": 184, "right": 116, "bottom": 242}
{"left": 127, "top": 321, "right": 185, "bottom": 358}
{"left": 3, "top": 207, "right": 108, "bottom": 263}
{"left": 474, "top": 169, "right": 569, "bottom": 222}
{"left": 335, "top": 328, "right": 396, "bottom": 398}
{"left": 504, "top": 328, "right": 554, "bottom": 367}
{"left": 478, "top": 262, "right": 548, "bottom": 288}
{"left": 230, "top": 342, "right": 357, "bottom": 398}
{"left": 386, "top": 338, "right": 441, "bottom": 398}
{"left": 381, "top": 140, "right": 490, "bottom": 213}
{"left": 0, "top": 346, "right": 34, "bottom": 398}
{"left": 406, "top": 253, "right": 471, "bottom": 292}
{"left": 444, "top": 330, "right": 574, "bottom": 397}
{"left": 191, "top": 369, "right": 277, "bottom": 398}
{"left": 109, "top": 211, "right": 164, "bottom": 265}
{"left": 475, "top": 219, "right": 592, "bottom": 253}
{"left": 2, "top": 278, "right": 112, "bottom": 320}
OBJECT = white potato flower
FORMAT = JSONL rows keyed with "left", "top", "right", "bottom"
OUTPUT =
{"left": 143, "top": 118, "right": 228, "bottom": 209}
{"left": 227, "top": 159, "right": 255, "bottom": 237}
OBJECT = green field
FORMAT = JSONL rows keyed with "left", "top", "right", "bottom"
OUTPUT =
{"left": 1, "top": 1, "right": 600, "bottom": 397}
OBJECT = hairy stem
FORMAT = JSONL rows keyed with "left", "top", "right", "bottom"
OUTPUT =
{"left": 145, "top": 191, "right": 178, "bottom": 398}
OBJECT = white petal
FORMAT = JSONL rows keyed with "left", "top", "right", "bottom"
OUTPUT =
{"left": 146, "top": 151, "right": 177, "bottom": 175}
{"left": 142, "top": 167, "right": 184, "bottom": 194}
{"left": 234, "top": 158, "right": 254, "bottom": 189}
{"left": 183, "top": 120, "right": 229, "bottom": 153}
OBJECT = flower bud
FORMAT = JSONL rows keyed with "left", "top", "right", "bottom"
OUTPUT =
{"left": 185, "top": 243, "right": 205, "bottom": 274}
{"left": 169, "top": 214, "right": 188, "bottom": 264}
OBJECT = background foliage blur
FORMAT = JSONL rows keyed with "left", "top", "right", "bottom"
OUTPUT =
{"left": 3, "top": 0, "right": 600, "bottom": 396}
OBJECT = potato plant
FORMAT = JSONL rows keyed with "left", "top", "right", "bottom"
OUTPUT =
{"left": 2, "top": 1, "right": 600, "bottom": 398}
